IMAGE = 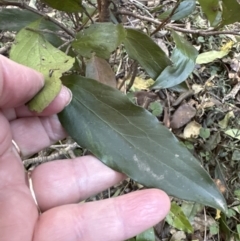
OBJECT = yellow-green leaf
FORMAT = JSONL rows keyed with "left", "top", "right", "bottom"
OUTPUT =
{"left": 196, "top": 50, "right": 229, "bottom": 64}
{"left": 166, "top": 202, "right": 193, "bottom": 233}
{"left": 10, "top": 20, "right": 74, "bottom": 112}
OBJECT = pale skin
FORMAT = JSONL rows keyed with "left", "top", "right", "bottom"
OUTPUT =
{"left": 0, "top": 55, "right": 170, "bottom": 241}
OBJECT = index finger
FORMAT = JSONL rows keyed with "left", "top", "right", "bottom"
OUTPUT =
{"left": 0, "top": 55, "right": 44, "bottom": 108}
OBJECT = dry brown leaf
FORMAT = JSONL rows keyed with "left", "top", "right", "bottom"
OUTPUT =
{"left": 170, "top": 102, "right": 196, "bottom": 129}
{"left": 86, "top": 55, "right": 116, "bottom": 88}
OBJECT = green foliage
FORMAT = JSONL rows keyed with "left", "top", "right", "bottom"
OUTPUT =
{"left": 158, "top": 0, "right": 196, "bottom": 21}
{"left": 10, "top": 20, "right": 74, "bottom": 112}
{"left": 0, "top": 9, "right": 62, "bottom": 46}
{"left": 166, "top": 202, "right": 193, "bottom": 233}
{"left": 221, "top": 0, "right": 240, "bottom": 26}
{"left": 199, "top": 128, "right": 210, "bottom": 139}
{"left": 5, "top": 0, "right": 240, "bottom": 230}
{"left": 198, "top": 0, "right": 221, "bottom": 26}
{"left": 136, "top": 227, "right": 155, "bottom": 241}
{"left": 72, "top": 23, "right": 126, "bottom": 59}
{"left": 58, "top": 75, "right": 226, "bottom": 211}
{"left": 41, "top": 0, "right": 83, "bottom": 12}
{"left": 123, "top": 29, "right": 171, "bottom": 79}
{"left": 152, "top": 31, "right": 198, "bottom": 89}
{"left": 0, "top": 9, "right": 41, "bottom": 31}
{"left": 149, "top": 102, "right": 162, "bottom": 116}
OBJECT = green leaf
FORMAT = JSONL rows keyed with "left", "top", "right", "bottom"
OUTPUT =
{"left": 166, "top": 202, "right": 193, "bottom": 233}
{"left": 10, "top": 20, "right": 74, "bottom": 112}
{"left": 41, "top": 0, "right": 83, "bottom": 12}
{"left": 0, "top": 9, "right": 41, "bottom": 31}
{"left": 196, "top": 50, "right": 229, "bottom": 64}
{"left": 152, "top": 31, "right": 198, "bottom": 89}
{"left": 181, "top": 201, "right": 203, "bottom": 222}
{"left": 149, "top": 102, "right": 163, "bottom": 116}
{"left": 198, "top": 0, "right": 221, "bottom": 26}
{"left": 136, "top": 227, "right": 155, "bottom": 241}
{"left": 72, "top": 23, "right": 126, "bottom": 59}
{"left": 0, "top": 9, "right": 63, "bottom": 46}
{"left": 123, "top": 29, "right": 171, "bottom": 80}
{"left": 221, "top": 0, "right": 240, "bottom": 26}
{"left": 225, "top": 129, "right": 240, "bottom": 140}
{"left": 59, "top": 75, "right": 227, "bottom": 212}
{"left": 158, "top": 0, "right": 196, "bottom": 21}
{"left": 199, "top": 128, "right": 210, "bottom": 139}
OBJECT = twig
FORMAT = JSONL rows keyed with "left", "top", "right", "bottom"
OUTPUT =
{"left": 127, "top": 61, "right": 138, "bottom": 91}
{"left": 0, "top": 0, "right": 75, "bottom": 37}
{"left": 23, "top": 142, "right": 79, "bottom": 166}
{"left": 151, "top": 0, "right": 181, "bottom": 36}
{"left": 25, "top": 27, "right": 71, "bottom": 39}
{"left": 118, "top": 10, "right": 240, "bottom": 36}
{"left": 166, "top": 24, "right": 240, "bottom": 36}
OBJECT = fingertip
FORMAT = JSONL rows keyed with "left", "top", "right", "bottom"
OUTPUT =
{"left": 59, "top": 86, "right": 72, "bottom": 107}
{"left": 147, "top": 189, "right": 171, "bottom": 218}
{"left": 0, "top": 55, "right": 45, "bottom": 108}
{"left": 32, "top": 85, "right": 72, "bottom": 116}
{"left": 123, "top": 189, "right": 170, "bottom": 227}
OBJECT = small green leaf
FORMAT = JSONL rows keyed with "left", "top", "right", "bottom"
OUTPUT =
{"left": 198, "top": 0, "right": 221, "bottom": 26}
{"left": 59, "top": 75, "right": 227, "bottom": 212}
{"left": 221, "top": 0, "right": 240, "bottom": 26}
{"left": 209, "top": 223, "right": 219, "bottom": 235}
{"left": 41, "top": 0, "right": 83, "bottom": 12}
{"left": 152, "top": 31, "right": 198, "bottom": 89}
{"left": 72, "top": 23, "right": 126, "bottom": 59}
{"left": 158, "top": 0, "right": 196, "bottom": 21}
{"left": 10, "top": 20, "right": 74, "bottom": 112}
{"left": 199, "top": 128, "right": 210, "bottom": 139}
{"left": 136, "top": 227, "right": 155, "bottom": 241}
{"left": 149, "top": 102, "right": 162, "bottom": 116}
{"left": 124, "top": 29, "right": 171, "bottom": 80}
{"left": 196, "top": 50, "right": 229, "bottom": 64}
{"left": 166, "top": 202, "right": 193, "bottom": 233}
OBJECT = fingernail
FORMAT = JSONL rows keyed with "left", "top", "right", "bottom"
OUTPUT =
{"left": 61, "top": 86, "right": 72, "bottom": 106}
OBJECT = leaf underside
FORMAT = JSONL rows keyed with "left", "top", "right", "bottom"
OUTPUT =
{"left": 152, "top": 31, "right": 198, "bottom": 89}
{"left": 10, "top": 19, "right": 74, "bottom": 112}
{"left": 59, "top": 75, "right": 227, "bottom": 212}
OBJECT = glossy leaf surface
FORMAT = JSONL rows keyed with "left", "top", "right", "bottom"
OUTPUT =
{"left": 59, "top": 75, "right": 227, "bottom": 212}
{"left": 72, "top": 23, "right": 126, "bottom": 59}
{"left": 152, "top": 31, "right": 198, "bottom": 89}
{"left": 124, "top": 29, "right": 171, "bottom": 79}
{"left": 158, "top": 0, "right": 196, "bottom": 21}
{"left": 10, "top": 20, "right": 74, "bottom": 112}
{"left": 41, "top": 0, "right": 83, "bottom": 12}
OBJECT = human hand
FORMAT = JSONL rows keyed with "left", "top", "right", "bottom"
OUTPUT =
{"left": 0, "top": 55, "right": 170, "bottom": 241}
